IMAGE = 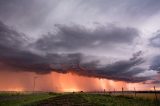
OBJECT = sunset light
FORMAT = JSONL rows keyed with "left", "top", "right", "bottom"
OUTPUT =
{"left": 0, "top": 0, "right": 160, "bottom": 105}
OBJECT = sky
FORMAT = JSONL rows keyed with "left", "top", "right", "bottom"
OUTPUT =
{"left": 0, "top": 0, "right": 160, "bottom": 92}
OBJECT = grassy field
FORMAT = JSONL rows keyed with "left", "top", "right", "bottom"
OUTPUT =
{"left": 110, "top": 92, "right": 160, "bottom": 100}
{"left": 0, "top": 92, "right": 160, "bottom": 106}
{"left": 0, "top": 92, "right": 58, "bottom": 106}
{"left": 32, "top": 93, "right": 160, "bottom": 106}
{"left": 121, "top": 93, "right": 160, "bottom": 100}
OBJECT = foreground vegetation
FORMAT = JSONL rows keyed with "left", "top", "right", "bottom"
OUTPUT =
{"left": 32, "top": 93, "right": 160, "bottom": 106}
{"left": 117, "top": 93, "right": 160, "bottom": 101}
{"left": 0, "top": 92, "right": 159, "bottom": 106}
{"left": 0, "top": 92, "right": 58, "bottom": 106}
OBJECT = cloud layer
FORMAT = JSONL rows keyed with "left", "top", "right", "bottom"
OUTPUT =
{"left": 33, "top": 24, "right": 139, "bottom": 51}
{"left": 0, "top": 0, "right": 160, "bottom": 84}
{"left": 0, "top": 21, "right": 149, "bottom": 82}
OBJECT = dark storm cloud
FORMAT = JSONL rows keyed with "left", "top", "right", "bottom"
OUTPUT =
{"left": 149, "top": 31, "right": 160, "bottom": 77}
{"left": 0, "top": 0, "right": 160, "bottom": 34}
{"left": 0, "top": 21, "right": 148, "bottom": 82}
{"left": 0, "top": 20, "right": 27, "bottom": 56}
{"left": 34, "top": 24, "right": 139, "bottom": 51}
{"left": 0, "top": 0, "right": 59, "bottom": 30}
{"left": 0, "top": 21, "right": 81, "bottom": 73}
{"left": 149, "top": 32, "right": 160, "bottom": 73}
{"left": 150, "top": 32, "right": 160, "bottom": 48}
{"left": 0, "top": 21, "right": 82, "bottom": 73}
{"left": 0, "top": 21, "right": 26, "bottom": 48}
{"left": 0, "top": 20, "right": 49, "bottom": 73}
{"left": 77, "top": 51, "right": 147, "bottom": 82}
{"left": 150, "top": 55, "right": 160, "bottom": 73}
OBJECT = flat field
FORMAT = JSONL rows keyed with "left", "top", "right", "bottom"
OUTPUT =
{"left": 0, "top": 92, "right": 159, "bottom": 106}
{"left": 0, "top": 92, "right": 58, "bottom": 106}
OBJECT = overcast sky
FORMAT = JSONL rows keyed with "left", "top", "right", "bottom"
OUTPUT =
{"left": 0, "top": 0, "right": 160, "bottom": 84}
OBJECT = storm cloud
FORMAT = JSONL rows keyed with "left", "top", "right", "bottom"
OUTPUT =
{"left": 0, "top": 0, "right": 160, "bottom": 37}
{"left": 33, "top": 24, "right": 139, "bottom": 51}
{"left": 149, "top": 31, "right": 160, "bottom": 73}
{"left": 0, "top": 21, "right": 147, "bottom": 82}
{"left": 0, "top": 0, "right": 160, "bottom": 85}
{"left": 150, "top": 55, "right": 160, "bottom": 73}
{"left": 75, "top": 51, "right": 147, "bottom": 82}
{"left": 150, "top": 31, "right": 160, "bottom": 48}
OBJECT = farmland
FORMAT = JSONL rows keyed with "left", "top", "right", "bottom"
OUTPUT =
{"left": 0, "top": 91, "right": 160, "bottom": 106}
{"left": 0, "top": 92, "right": 58, "bottom": 106}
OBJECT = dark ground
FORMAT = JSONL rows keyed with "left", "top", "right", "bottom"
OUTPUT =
{"left": 31, "top": 93, "right": 159, "bottom": 106}
{"left": 0, "top": 92, "right": 159, "bottom": 106}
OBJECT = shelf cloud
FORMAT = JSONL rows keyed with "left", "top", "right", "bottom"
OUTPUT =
{"left": 0, "top": 0, "right": 160, "bottom": 86}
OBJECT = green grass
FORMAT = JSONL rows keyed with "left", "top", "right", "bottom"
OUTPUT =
{"left": 120, "top": 93, "right": 160, "bottom": 100}
{"left": 0, "top": 92, "right": 159, "bottom": 106}
{"left": 82, "top": 93, "right": 158, "bottom": 106}
{"left": 32, "top": 93, "right": 159, "bottom": 106}
{"left": 0, "top": 92, "right": 58, "bottom": 106}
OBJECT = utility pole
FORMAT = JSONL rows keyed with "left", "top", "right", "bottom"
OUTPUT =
{"left": 33, "top": 76, "right": 38, "bottom": 93}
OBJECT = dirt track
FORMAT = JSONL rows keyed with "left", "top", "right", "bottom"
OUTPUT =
{"left": 36, "top": 94, "right": 94, "bottom": 106}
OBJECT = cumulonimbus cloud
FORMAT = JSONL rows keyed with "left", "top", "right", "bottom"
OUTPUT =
{"left": 150, "top": 55, "right": 160, "bottom": 73}
{"left": 149, "top": 31, "right": 160, "bottom": 73}
{"left": 33, "top": 24, "right": 139, "bottom": 51}
{"left": 150, "top": 31, "right": 160, "bottom": 48}
{"left": 0, "top": 21, "right": 150, "bottom": 82}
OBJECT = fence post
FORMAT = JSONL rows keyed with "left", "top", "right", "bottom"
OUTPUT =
{"left": 109, "top": 89, "right": 111, "bottom": 95}
{"left": 134, "top": 87, "right": 136, "bottom": 98}
{"left": 154, "top": 86, "right": 158, "bottom": 101}
{"left": 122, "top": 87, "right": 124, "bottom": 96}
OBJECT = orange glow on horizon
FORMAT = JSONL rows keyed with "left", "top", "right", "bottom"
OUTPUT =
{"left": 0, "top": 69, "right": 157, "bottom": 92}
{"left": 150, "top": 87, "right": 160, "bottom": 91}
{"left": 4, "top": 88, "right": 24, "bottom": 92}
{"left": 51, "top": 72, "right": 127, "bottom": 92}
